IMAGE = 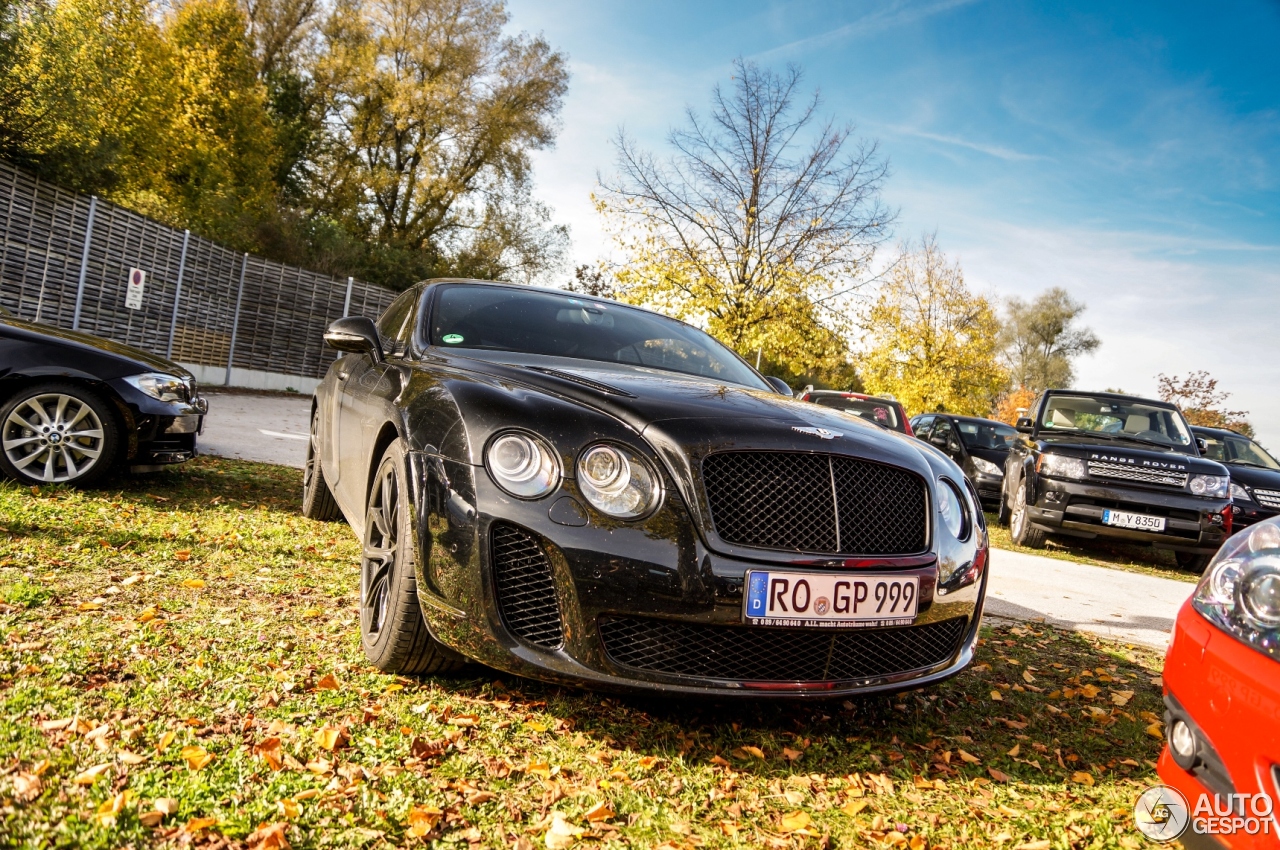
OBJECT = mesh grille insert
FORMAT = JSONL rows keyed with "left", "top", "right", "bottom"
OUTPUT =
{"left": 598, "top": 616, "right": 967, "bottom": 682}
{"left": 1253, "top": 488, "right": 1280, "bottom": 509}
{"left": 701, "top": 451, "right": 927, "bottom": 555}
{"left": 491, "top": 523, "right": 563, "bottom": 649}
{"left": 1087, "top": 460, "right": 1188, "bottom": 488}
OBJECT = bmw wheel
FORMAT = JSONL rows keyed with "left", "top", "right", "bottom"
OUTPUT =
{"left": 0, "top": 382, "right": 119, "bottom": 487}
{"left": 301, "top": 407, "right": 342, "bottom": 521}
{"left": 360, "top": 439, "right": 466, "bottom": 674}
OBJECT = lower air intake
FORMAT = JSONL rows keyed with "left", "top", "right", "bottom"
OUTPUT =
{"left": 598, "top": 616, "right": 966, "bottom": 682}
{"left": 491, "top": 523, "right": 563, "bottom": 649}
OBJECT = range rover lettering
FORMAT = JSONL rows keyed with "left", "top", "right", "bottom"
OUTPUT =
{"left": 999, "top": 390, "right": 1232, "bottom": 572}
{"left": 306, "top": 280, "right": 989, "bottom": 695}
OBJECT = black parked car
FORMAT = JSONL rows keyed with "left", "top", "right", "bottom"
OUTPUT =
{"left": 0, "top": 305, "right": 206, "bottom": 486}
{"left": 1000, "top": 390, "right": 1232, "bottom": 571}
{"left": 909, "top": 414, "right": 1017, "bottom": 507}
{"left": 306, "top": 280, "right": 989, "bottom": 696}
{"left": 1192, "top": 425, "right": 1280, "bottom": 529}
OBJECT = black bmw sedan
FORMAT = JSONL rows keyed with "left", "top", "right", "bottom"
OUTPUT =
{"left": 307, "top": 280, "right": 989, "bottom": 696}
{"left": 0, "top": 306, "right": 206, "bottom": 486}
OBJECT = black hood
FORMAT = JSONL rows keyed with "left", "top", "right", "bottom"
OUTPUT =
{"left": 1221, "top": 462, "right": 1280, "bottom": 490}
{"left": 1, "top": 315, "right": 192, "bottom": 377}
{"left": 1035, "top": 431, "right": 1228, "bottom": 477}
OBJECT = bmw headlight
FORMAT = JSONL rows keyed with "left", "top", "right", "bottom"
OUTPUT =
{"left": 1038, "top": 453, "right": 1086, "bottom": 480}
{"left": 1189, "top": 474, "right": 1230, "bottom": 499}
{"left": 936, "top": 478, "right": 970, "bottom": 541}
{"left": 124, "top": 372, "right": 189, "bottom": 403}
{"left": 1230, "top": 482, "right": 1252, "bottom": 502}
{"left": 485, "top": 432, "right": 559, "bottom": 499}
{"left": 971, "top": 456, "right": 1002, "bottom": 476}
{"left": 577, "top": 444, "right": 660, "bottom": 519}
{"left": 1193, "top": 520, "right": 1280, "bottom": 659}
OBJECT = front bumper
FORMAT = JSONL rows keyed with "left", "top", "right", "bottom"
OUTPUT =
{"left": 409, "top": 454, "right": 987, "bottom": 697}
{"left": 971, "top": 472, "right": 1003, "bottom": 503}
{"left": 1158, "top": 601, "right": 1280, "bottom": 849}
{"left": 1231, "top": 501, "right": 1279, "bottom": 530}
{"left": 108, "top": 379, "right": 205, "bottom": 469}
{"left": 1027, "top": 476, "right": 1230, "bottom": 554}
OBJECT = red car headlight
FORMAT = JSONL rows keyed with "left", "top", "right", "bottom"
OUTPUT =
{"left": 1192, "top": 518, "right": 1280, "bottom": 660}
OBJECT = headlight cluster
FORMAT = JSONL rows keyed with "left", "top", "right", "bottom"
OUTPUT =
{"left": 1189, "top": 474, "right": 1230, "bottom": 499}
{"left": 936, "top": 479, "right": 970, "bottom": 541}
{"left": 484, "top": 433, "right": 662, "bottom": 519}
{"left": 124, "top": 372, "right": 189, "bottom": 403}
{"left": 970, "top": 456, "right": 1002, "bottom": 476}
{"left": 1038, "top": 453, "right": 1086, "bottom": 480}
{"left": 1193, "top": 520, "right": 1280, "bottom": 660}
{"left": 1230, "top": 482, "right": 1252, "bottom": 502}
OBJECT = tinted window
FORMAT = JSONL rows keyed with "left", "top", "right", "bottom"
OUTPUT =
{"left": 428, "top": 285, "right": 769, "bottom": 389}
{"left": 1199, "top": 432, "right": 1280, "bottom": 470}
{"left": 377, "top": 289, "right": 419, "bottom": 356}
{"left": 812, "top": 396, "right": 902, "bottom": 430}
{"left": 932, "top": 418, "right": 954, "bottom": 445}
{"left": 913, "top": 416, "right": 935, "bottom": 440}
{"left": 957, "top": 420, "right": 1018, "bottom": 450}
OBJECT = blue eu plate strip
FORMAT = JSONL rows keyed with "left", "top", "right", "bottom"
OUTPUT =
{"left": 746, "top": 572, "right": 769, "bottom": 617}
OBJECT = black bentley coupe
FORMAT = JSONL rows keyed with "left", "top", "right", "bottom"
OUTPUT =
{"left": 307, "top": 280, "right": 989, "bottom": 696}
{"left": 0, "top": 305, "right": 206, "bottom": 486}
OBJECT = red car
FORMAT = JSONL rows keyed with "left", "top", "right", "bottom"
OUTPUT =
{"left": 798, "top": 389, "right": 914, "bottom": 436}
{"left": 1159, "top": 517, "right": 1280, "bottom": 848}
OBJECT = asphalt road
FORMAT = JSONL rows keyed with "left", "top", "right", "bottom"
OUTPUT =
{"left": 197, "top": 390, "right": 1193, "bottom": 648}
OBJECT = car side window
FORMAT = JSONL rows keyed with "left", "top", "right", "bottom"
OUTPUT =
{"left": 932, "top": 418, "right": 954, "bottom": 448}
{"left": 913, "top": 416, "right": 934, "bottom": 440}
{"left": 376, "top": 289, "right": 419, "bottom": 357}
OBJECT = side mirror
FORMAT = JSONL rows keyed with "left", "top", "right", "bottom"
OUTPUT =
{"left": 324, "top": 316, "right": 383, "bottom": 362}
{"left": 765, "top": 376, "right": 793, "bottom": 396}
{"left": 1195, "top": 437, "right": 1209, "bottom": 455}
{"left": 1016, "top": 417, "right": 1034, "bottom": 433}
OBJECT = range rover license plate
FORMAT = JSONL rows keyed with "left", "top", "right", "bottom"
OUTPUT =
{"left": 1101, "top": 509, "right": 1166, "bottom": 532}
{"left": 743, "top": 571, "right": 918, "bottom": 629}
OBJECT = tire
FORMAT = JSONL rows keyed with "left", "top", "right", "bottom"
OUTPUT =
{"left": 1175, "top": 552, "right": 1212, "bottom": 574}
{"left": 0, "top": 381, "right": 119, "bottom": 487}
{"left": 359, "top": 439, "right": 467, "bottom": 675}
{"left": 301, "top": 406, "right": 343, "bottom": 521}
{"left": 996, "top": 486, "right": 1011, "bottom": 527}
{"left": 1009, "top": 478, "right": 1047, "bottom": 549}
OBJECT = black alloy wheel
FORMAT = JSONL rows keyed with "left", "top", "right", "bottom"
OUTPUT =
{"left": 0, "top": 382, "right": 119, "bottom": 487}
{"left": 301, "top": 407, "right": 342, "bottom": 521}
{"left": 359, "top": 439, "right": 466, "bottom": 674}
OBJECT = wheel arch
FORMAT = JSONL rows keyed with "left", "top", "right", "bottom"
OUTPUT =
{"left": 0, "top": 375, "right": 135, "bottom": 461}
{"left": 365, "top": 421, "right": 405, "bottom": 508}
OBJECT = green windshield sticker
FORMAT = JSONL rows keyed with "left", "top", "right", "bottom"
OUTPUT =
{"left": 442, "top": 334, "right": 464, "bottom": 344}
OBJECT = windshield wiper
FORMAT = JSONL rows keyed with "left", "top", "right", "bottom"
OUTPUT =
{"left": 1226, "top": 459, "right": 1271, "bottom": 469}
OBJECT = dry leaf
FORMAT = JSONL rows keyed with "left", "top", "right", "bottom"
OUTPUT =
{"left": 181, "top": 579, "right": 204, "bottom": 588}
{"left": 1070, "top": 771, "right": 1095, "bottom": 786}
{"left": 11, "top": 773, "right": 41, "bottom": 803}
{"left": 313, "top": 725, "right": 348, "bottom": 751}
{"left": 157, "top": 730, "right": 176, "bottom": 752}
{"left": 584, "top": 801, "right": 615, "bottom": 822}
{"left": 315, "top": 674, "right": 340, "bottom": 690}
{"left": 1015, "top": 841, "right": 1051, "bottom": 850}
{"left": 278, "top": 798, "right": 300, "bottom": 819}
{"left": 958, "top": 749, "right": 981, "bottom": 764}
{"left": 544, "top": 812, "right": 585, "bottom": 849}
{"left": 181, "top": 745, "right": 214, "bottom": 771}
{"left": 72, "top": 763, "right": 112, "bottom": 784}
{"left": 407, "top": 805, "right": 442, "bottom": 838}
{"left": 246, "top": 822, "right": 290, "bottom": 850}
{"left": 988, "top": 767, "right": 1011, "bottom": 782}
{"left": 779, "top": 811, "right": 812, "bottom": 833}
{"left": 77, "top": 601, "right": 103, "bottom": 611}
{"left": 525, "top": 761, "right": 552, "bottom": 778}
{"left": 737, "top": 745, "right": 765, "bottom": 759}
{"left": 139, "top": 811, "right": 165, "bottom": 827}
{"left": 710, "top": 755, "right": 731, "bottom": 767}
{"left": 183, "top": 816, "right": 217, "bottom": 833}
{"left": 782, "top": 747, "right": 803, "bottom": 761}
{"left": 1022, "top": 669, "right": 1036, "bottom": 683}
{"left": 990, "top": 690, "right": 1003, "bottom": 701}
{"left": 256, "top": 737, "right": 284, "bottom": 771}
{"left": 174, "top": 551, "right": 192, "bottom": 561}
{"left": 636, "top": 755, "right": 658, "bottom": 768}
{"left": 1145, "top": 722, "right": 1164, "bottom": 740}
{"left": 1006, "top": 743, "right": 1021, "bottom": 758}
{"left": 155, "top": 798, "right": 179, "bottom": 815}
{"left": 841, "top": 799, "right": 868, "bottom": 816}
{"left": 118, "top": 750, "right": 147, "bottom": 765}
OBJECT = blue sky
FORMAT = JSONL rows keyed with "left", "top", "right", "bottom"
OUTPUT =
{"left": 506, "top": 0, "right": 1280, "bottom": 445}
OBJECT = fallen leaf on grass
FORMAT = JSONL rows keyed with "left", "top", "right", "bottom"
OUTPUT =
{"left": 175, "top": 551, "right": 192, "bottom": 562}
{"left": 157, "top": 730, "right": 176, "bottom": 752}
{"left": 247, "top": 822, "right": 290, "bottom": 850}
{"left": 314, "top": 674, "right": 340, "bottom": 690}
{"left": 957, "top": 749, "right": 981, "bottom": 764}
{"left": 94, "top": 791, "right": 133, "bottom": 826}
{"left": 256, "top": 737, "right": 284, "bottom": 770}
{"left": 584, "top": 801, "right": 614, "bottom": 822}
{"left": 278, "top": 798, "right": 300, "bottom": 819}
{"left": 314, "top": 725, "right": 348, "bottom": 751}
{"left": 136, "top": 607, "right": 157, "bottom": 623}
{"left": 841, "top": 800, "right": 868, "bottom": 816}
{"left": 39, "top": 718, "right": 74, "bottom": 731}
{"left": 407, "top": 805, "right": 442, "bottom": 838}
{"left": 544, "top": 812, "right": 585, "bottom": 849}
{"left": 1071, "top": 771, "right": 1095, "bottom": 786}
{"left": 1111, "top": 690, "right": 1135, "bottom": 706}
{"left": 779, "top": 811, "right": 812, "bottom": 833}
{"left": 710, "top": 755, "right": 731, "bottom": 767}
{"left": 118, "top": 750, "right": 147, "bottom": 765}
{"left": 181, "top": 745, "right": 214, "bottom": 771}
{"left": 139, "top": 811, "right": 165, "bottom": 827}
{"left": 1022, "top": 670, "right": 1036, "bottom": 683}
{"left": 1014, "top": 842, "right": 1051, "bottom": 850}
{"left": 183, "top": 816, "right": 217, "bottom": 833}
{"left": 155, "top": 798, "right": 179, "bottom": 815}
{"left": 990, "top": 690, "right": 1003, "bottom": 701}
{"left": 735, "top": 745, "right": 765, "bottom": 759}
{"left": 181, "top": 578, "right": 204, "bottom": 588}
{"left": 449, "top": 714, "right": 478, "bottom": 727}
{"left": 11, "top": 773, "right": 41, "bottom": 803}
{"left": 72, "top": 763, "right": 112, "bottom": 784}
{"left": 636, "top": 756, "right": 659, "bottom": 769}
{"left": 1145, "top": 723, "right": 1164, "bottom": 740}
{"left": 988, "top": 767, "right": 1012, "bottom": 782}
{"left": 782, "top": 747, "right": 803, "bottom": 761}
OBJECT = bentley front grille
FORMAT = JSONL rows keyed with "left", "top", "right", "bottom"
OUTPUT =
{"left": 491, "top": 523, "right": 564, "bottom": 649}
{"left": 598, "top": 616, "right": 967, "bottom": 682}
{"left": 1087, "top": 460, "right": 1188, "bottom": 488}
{"left": 701, "top": 451, "right": 928, "bottom": 555}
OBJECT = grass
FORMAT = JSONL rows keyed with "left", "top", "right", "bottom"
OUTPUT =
{"left": 1, "top": 457, "right": 1170, "bottom": 849}
{"left": 983, "top": 512, "right": 1201, "bottom": 584}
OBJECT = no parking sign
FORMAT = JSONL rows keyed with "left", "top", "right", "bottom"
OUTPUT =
{"left": 125, "top": 268, "right": 146, "bottom": 310}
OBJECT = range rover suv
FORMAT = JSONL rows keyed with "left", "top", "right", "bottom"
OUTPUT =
{"left": 999, "top": 390, "right": 1232, "bottom": 571}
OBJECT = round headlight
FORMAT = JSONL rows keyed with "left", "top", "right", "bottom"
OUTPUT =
{"left": 486, "top": 432, "right": 559, "bottom": 499}
{"left": 577, "top": 444, "right": 660, "bottom": 519}
{"left": 937, "top": 479, "right": 968, "bottom": 540}
{"left": 1241, "top": 568, "right": 1280, "bottom": 629}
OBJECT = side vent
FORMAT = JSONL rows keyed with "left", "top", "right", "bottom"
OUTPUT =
{"left": 490, "top": 523, "right": 564, "bottom": 649}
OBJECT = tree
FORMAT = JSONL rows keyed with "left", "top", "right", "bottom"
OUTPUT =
{"left": 993, "top": 385, "right": 1037, "bottom": 425}
{"left": 597, "top": 59, "right": 892, "bottom": 377}
{"left": 310, "top": 0, "right": 569, "bottom": 288}
{"left": 860, "top": 236, "right": 1007, "bottom": 416}
{"left": 1000, "top": 287, "right": 1100, "bottom": 392}
{"left": 1156, "top": 371, "right": 1253, "bottom": 436}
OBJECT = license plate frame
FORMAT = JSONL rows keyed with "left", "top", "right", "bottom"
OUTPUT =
{"left": 743, "top": 570, "right": 919, "bottom": 629}
{"left": 1101, "top": 509, "right": 1167, "bottom": 532}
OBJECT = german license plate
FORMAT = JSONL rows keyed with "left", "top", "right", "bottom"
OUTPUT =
{"left": 743, "top": 570, "right": 918, "bottom": 629}
{"left": 1101, "top": 509, "right": 1166, "bottom": 532}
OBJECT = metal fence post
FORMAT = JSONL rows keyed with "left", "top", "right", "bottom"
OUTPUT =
{"left": 224, "top": 253, "right": 248, "bottom": 387}
{"left": 70, "top": 196, "right": 97, "bottom": 330}
{"left": 165, "top": 229, "right": 191, "bottom": 359}
{"left": 342, "top": 276, "right": 353, "bottom": 317}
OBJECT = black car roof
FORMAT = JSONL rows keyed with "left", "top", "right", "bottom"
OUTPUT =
{"left": 938, "top": 414, "right": 1015, "bottom": 426}
{"left": 1043, "top": 388, "right": 1177, "bottom": 409}
{"left": 1190, "top": 425, "right": 1249, "bottom": 438}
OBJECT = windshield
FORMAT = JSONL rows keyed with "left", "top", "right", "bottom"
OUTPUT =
{"left": 427, "top": 285, "right": 770, "bottom": 390}
{"left": 957, "top": 419, "right": 1018, "bottom": 450}
{"left": 1040, "top": 394, "right": 1192, "bottom": 448}
{"left": 811, "top": 395, "right": 903, "bottom": 431}
{"left": 1199, "top": 432, "right": 1280, "bottom": 470}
